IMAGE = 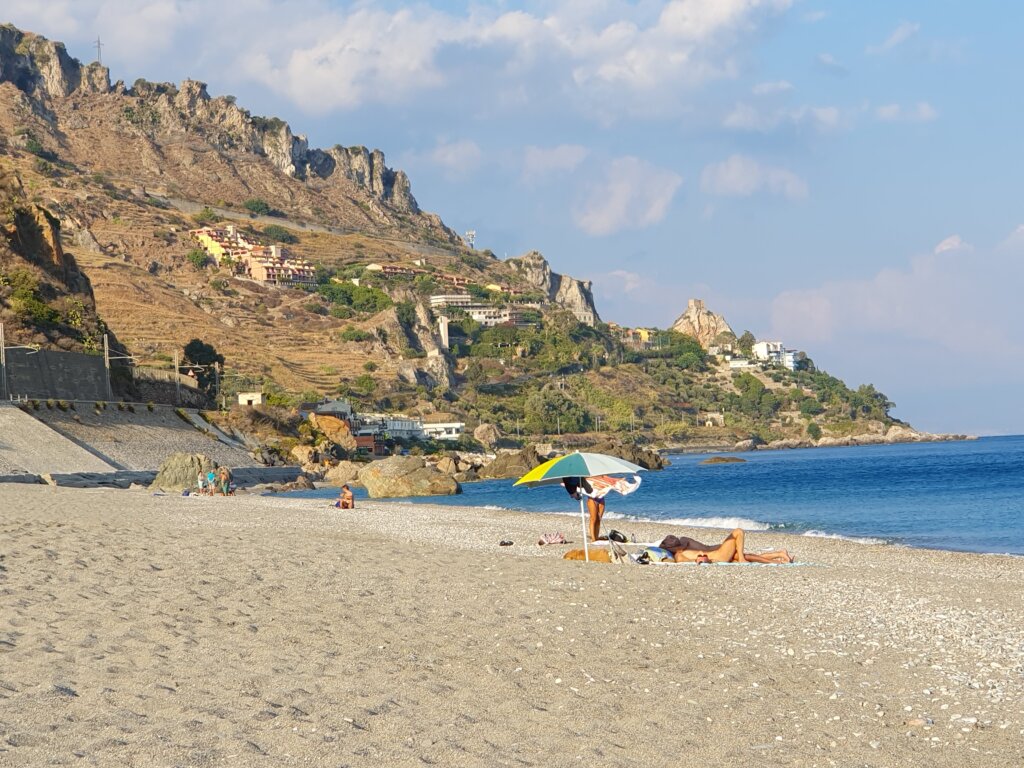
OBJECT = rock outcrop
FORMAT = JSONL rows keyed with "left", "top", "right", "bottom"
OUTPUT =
{"left": 150, "top": 452, "right": 216, "bottom": 491}
{"left": 357, "top": 456, "right": 461, "bottom": 498}
{"left": 671, "top": 299, "right": 734, "bottom": 349}
{"left": 588, "top": 442, "right": 669, "bottom": 470}
{"left": 476, "top": 445, "right": 545, "bottom": 480}
{"left": 323, "top": 460, "right": 363, "bottom": 487}
{"left": 0, "top": 26, "right": 442, "bottom": 229}
{"left": 507, "top": 251, "right": 600, "bottom": 326}
{"left": 308, "top": 413, "right": 357, "bottom": 452}
{"left": 473, "top": 423, "right": 501, "bottom": 448}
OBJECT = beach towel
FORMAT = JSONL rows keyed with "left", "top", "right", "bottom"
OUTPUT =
{"left": 583, "top": 474, "right": 642, "bottom": 500}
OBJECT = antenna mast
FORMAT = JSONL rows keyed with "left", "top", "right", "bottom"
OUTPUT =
{"left": 94, "top": 36, "right": 103, "bottom": 65}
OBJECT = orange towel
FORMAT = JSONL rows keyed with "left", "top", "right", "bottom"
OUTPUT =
{"left": 562, "top": 548, "right": 613, "bottom": 562}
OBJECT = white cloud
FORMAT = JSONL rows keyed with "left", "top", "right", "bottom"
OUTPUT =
{"left": 752, "top": 80, "right": 794, "bottom": 95}
{"left": 875, "top": 102, "right": 938, "bottom": 123}
{"left": 770, "top": 235, "right": 1024, "bottom": 357}
{"left": 700, "top": 154, "right": 808, "bottom": 200}
{"left": 803, "top": 10, "right": 827, "bottom": 23}
{"left": 573, "top": 156, "right": 682, "bottom": 237}
{"left": 3, "top": 0, "right": 796, "bottom": 118}
{"left": 522, "top": 144, "right": 589, "bottom": 181}
{"left": 867, "top": 21, "right": 920, "bottom": 54}
{"left": 724, "top": 102, "right": 839, "bottom": 132}
{"left": 599, "top": 269, "right": 649, "bottom": 296}
{"left": 816, "top": 52, "right": 848, "bottom": 76}
{"left": 426, "top": 139, "right": 483, "bottom": 177}
{"left": 933, "top": 234, "right": 970, "bottom": 254}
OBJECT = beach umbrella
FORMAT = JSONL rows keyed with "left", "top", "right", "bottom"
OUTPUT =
{"left": 514, "top": 451, "right": 646, "bottom": 561}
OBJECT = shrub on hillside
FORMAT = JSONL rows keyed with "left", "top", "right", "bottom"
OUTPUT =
{"left": 186, "top": 249, "right": 209, "bottom": 270}
{"left": 262, "top": 224, "right": 298, "bottom": 244}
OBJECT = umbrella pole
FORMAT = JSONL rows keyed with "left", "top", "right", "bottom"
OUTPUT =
{"left": 580, "top": 496, "right": 589, "bottom": 562}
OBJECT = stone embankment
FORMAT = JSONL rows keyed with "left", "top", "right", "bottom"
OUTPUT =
{"left": 0, "top": 402, "right": 295, "bottom": 488}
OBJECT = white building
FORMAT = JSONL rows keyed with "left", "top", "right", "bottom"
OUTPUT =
{"left": 422, "top": 421, "right": 465, "bottom": 441}
{"left": 237, "top": 391, "right": 264, "bottom": 406}
{"left": 752, "top": 341, "right": 784, "bottom": 364}
{"left": 729, "top": 357, "right": 755, "bottom": 369}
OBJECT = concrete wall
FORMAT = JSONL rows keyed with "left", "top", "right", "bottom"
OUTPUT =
{"left": 3, "top": 348, "right": 108, "bottom": 400}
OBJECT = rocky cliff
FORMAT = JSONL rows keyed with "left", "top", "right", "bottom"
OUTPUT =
{"left": 506, "top": 251, "right": 600, "bottom": 326}
{"left": 671, "top": 299, "right": 734, "bottom": 348}
{"left": 0, "top": 167, "right": 122, "bottom": 354}
{"left": 0, "top": 25, "right": 442, "bottom": 233}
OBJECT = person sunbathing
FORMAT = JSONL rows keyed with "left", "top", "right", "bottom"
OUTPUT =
{"left": 661, "top": 530, "right": 794, "bottom": 564}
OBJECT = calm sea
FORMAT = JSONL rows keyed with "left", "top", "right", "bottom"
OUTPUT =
{"left": 290, "top": 436, "right": 1024, "bottom": 555}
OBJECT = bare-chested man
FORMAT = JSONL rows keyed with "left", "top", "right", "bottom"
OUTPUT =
{"left": 661, "top": 530, "right": 793, "bottom": 564}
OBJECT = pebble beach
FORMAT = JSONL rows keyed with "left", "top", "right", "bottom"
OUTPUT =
{"left": 2, "top": 484, "right": 1023, "bottom": 766}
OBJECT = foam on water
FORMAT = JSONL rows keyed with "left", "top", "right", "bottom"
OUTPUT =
{"left": 802, "top": 530, "right": 888, "bottom": 546}
{"left": 658, "top": 516, "right": 772, "bottom": 531}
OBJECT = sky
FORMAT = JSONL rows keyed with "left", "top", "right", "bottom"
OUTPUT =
{"left": 5, "top": 1, "right": 1023, "bottom": 435}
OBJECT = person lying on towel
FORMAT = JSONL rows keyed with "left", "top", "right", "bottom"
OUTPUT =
{"left": 660, "top": 530, "right": 793, "bottom": 563}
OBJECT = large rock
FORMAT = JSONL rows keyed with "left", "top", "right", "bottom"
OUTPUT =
{"left": 309, "top": 413, "right": 357, "bottom": 452}
{"left": 150, "top": 452, "right": 216, "bottom": 491}
{"left": 506, "top": 251, "right": 600, "bottom": 326}
{"left": 588, "top": 442, "right": 668, "bottom": 470}
{"left": 476, "top": 445, "right": 545, "bottom": 480}
{"left": 671, "top": 299, "right": 735, "bottom": 349}
{"left": 473, "top": 423, "right": 501, "bottom": 448}
{"left": 323, "top": 460, "right": 363, "bottom": 487}
{"left": 357, "top": 456, "right": 461, "bottom": 498}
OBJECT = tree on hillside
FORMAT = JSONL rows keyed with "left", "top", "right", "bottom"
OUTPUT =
{"left": 737, "top": 331, "right": 755, "bottom": 356}
{"left": 182, "top": 339, "right": 224, "bottom": 393}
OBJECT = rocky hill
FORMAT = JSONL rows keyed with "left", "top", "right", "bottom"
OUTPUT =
{"left": 0, "top": 25, "right": 598, "bottom": 398}
{"left": 0, "top": 24, "right": 946, "bottom": 451}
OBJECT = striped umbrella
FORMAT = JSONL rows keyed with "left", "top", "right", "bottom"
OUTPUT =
{"left": 515, "top": 452, "right": 646, "bottom": 561}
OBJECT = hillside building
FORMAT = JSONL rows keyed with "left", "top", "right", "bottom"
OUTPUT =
{"left": 189, "top": 225, "right": 315, "bottom": 287}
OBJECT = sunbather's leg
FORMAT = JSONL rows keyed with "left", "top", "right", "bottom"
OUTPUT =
{"left": 743, "top": 549, "right": 793, "bottom": 563}
{"left": 587, "top": 497, "right": 606, "bottom": 541}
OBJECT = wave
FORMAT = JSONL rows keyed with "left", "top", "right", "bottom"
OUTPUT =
{"left": 801, "top": 530, "right": 888, "bottom": 546}
{"left": 657, "top": 516, "right": 773, "bottom": 531}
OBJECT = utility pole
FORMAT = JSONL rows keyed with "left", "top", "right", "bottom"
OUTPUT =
{"left": 94, "top": 36, "right": 103, "bottom": 65}
{"left": 557, "top": 415, "right": 561, "bottom": 436}
{"left": 0, "top": 322, "right": 6, "bottom": 401}
{"left": 173, "top": 350, "right": 181, "bottom": 405}
{"left": 103, "top": 334, "right": 112, "bottom": 400}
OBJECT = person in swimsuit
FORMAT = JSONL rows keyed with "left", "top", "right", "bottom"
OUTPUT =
{"left": 562, "top": 477, "right": 605, "bottom": 542}
{"left": 661, "top": 530, "right": 794, "bottom": 563}
{"left": 337, "top": 484, "right": 354, "bottom": 509}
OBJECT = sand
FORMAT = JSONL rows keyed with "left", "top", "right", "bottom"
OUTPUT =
{"left": 1, "top": 484, "right": 1022, "bottom": 767}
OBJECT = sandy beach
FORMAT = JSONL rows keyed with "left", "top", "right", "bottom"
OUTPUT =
{"left": 1, "top": 484, "right": 1022, "bottom": 767}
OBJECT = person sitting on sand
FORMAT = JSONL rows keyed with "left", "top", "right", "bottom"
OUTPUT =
{"left": 661, "top": 530, "right": 794, "bottom": 564}
{"left": 336, "top": 484, "right": 354, "bottom": 509}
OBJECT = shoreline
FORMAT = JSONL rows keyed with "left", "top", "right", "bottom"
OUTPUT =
{"left": 2, "top": 483, "right": 1023, "bottom": 766}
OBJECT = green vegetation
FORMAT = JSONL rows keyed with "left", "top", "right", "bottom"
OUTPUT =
{"left": 243, "top": 198, "right": 271, "bottom": 215}
{"left": 192, "top": 207, "right": 218, "bottom": 226}
{"left": 340, "top": 327, "right": 372, "bottom": 343}
{"left": 317, "top": 281, "right": 392, "bottom": 314}
{"left": 2, "top": 269, "right": 58, "bottom": 326}
{"left": 262, "top": 224, "right": 298, "bottom": 244}
{"left": 186, "top": 248, "right": 209, "bottom": 270}
{"left": 182, "top": 339, "right": 224, "bottom": 393}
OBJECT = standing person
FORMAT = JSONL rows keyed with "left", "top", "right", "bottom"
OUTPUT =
{"left": 218, "top": 466, "right": 232, "bottom": 496}
{"left": 206, "top": 468, "right": 217, "bottom": 495}
{"left": 561, "top": 477, "right": 604, "bottom": 542}
{"left": 196, "top": 471, "right": 207, "bottom": 496}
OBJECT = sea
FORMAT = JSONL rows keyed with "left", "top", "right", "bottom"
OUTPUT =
{"left": 288, "top": 435, "right": 1024, "bottom": 556}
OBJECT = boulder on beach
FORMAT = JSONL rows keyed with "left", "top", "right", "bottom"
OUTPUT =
{"left": 308, "top": 413, "right": 357, "bottom": 452}
{"left": 150, "top": 453, "right": 217, "bottom": 492}
{"left": 476, "top": 445, "right": 544, "bottom": 480}
{"left": 357, "top": 456, "right": 461, "bottom": 498}
{"left": 323, "top": 460, "right": 363, "bottom": 487}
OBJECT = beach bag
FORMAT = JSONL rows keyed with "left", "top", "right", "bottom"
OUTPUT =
{"left": 641, "top": 546, "right": 674, "bottom": 563}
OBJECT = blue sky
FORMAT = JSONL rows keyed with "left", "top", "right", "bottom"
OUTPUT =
{"left": 6, "top": 1, "right": 1023, "bottom": 435}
